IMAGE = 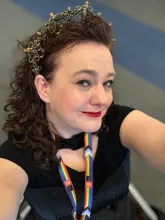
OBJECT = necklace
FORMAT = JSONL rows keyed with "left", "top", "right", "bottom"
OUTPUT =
{"left": 55, "top": 132, "right": 93, "bottom": 220}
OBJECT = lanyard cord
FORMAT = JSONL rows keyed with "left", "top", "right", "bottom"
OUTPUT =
{"left": 56, "top": 132, "right": 93, "bottom": 219}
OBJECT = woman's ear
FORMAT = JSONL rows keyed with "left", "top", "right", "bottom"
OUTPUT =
{"left": 34, "top": 74, "right": 50, "bottom": 103}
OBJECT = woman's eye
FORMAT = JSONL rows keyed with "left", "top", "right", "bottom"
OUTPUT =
{"left": 77, "top": 80, "right": 114, "bottom": 88}
{"left": 77, "top": 80, "right": 90, "bottom": 87}
{"left": 104, "top": 80, "right": 114, "bottom": 88}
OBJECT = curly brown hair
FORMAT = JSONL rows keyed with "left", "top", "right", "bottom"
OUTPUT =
{"left": 2, "top": 11, "right": 114, "bottom": 172}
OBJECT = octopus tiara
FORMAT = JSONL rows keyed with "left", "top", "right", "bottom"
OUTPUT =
{"left": 24, "top": 1, "right": 115, "bottom": 75}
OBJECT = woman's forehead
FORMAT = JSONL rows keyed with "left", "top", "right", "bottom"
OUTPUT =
{"left": 58, "top": 43, "right": 114, "bottom": 76}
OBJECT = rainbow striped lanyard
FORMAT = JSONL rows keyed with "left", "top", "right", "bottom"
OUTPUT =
{"left": 56, "top": 132, "right": 93, "bottom": 220}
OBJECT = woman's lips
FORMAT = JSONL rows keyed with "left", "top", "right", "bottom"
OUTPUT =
{"left": 82, "top": 111, "right": 101, "bottom": 117}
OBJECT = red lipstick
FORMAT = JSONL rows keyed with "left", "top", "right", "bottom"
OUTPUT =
{"left": 82, "top": 111, "right": 101, "bottom": 117}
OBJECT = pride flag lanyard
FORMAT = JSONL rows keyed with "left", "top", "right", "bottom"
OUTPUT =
{"left": 56, "top": 132, "right": 93, "bottom": 220}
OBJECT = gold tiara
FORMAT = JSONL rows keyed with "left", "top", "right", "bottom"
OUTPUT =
{"left": 24, "top": 1, "right": 114, "bottom": 75}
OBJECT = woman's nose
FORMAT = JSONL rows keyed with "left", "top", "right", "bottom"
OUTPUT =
{"left": 90, "top": 85, "right": 112, "bottom": 106}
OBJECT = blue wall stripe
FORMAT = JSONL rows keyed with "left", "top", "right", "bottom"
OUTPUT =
{"left": 11, "top": 0, "right": 165, "bottom": 90}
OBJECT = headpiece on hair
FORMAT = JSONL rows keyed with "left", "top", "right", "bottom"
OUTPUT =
{"left": 24, "top": 1, "right": 115, "bottom": 75}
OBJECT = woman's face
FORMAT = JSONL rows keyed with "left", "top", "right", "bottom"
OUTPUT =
{"left": 36, "top": 42, "right": 115, "bottom": 138}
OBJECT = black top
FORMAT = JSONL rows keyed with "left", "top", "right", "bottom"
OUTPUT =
{"left": 0, "top": 104, "right": 134, "bottom": 194}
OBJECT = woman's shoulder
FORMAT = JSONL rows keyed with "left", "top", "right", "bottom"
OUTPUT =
{"left": 94, "top": 103, "right": 134, "bottom": 176}
{"left": 0, "top": 139, "right": 37, "bottom": 187}
{"left": 105, "top": 102, "right": 135, "bottom": 131}
{"left": 0, "top": 139, "right": 29, "bottom": 163}
{"left": 99, "top": 102, "right": 135, "bottom": 151}
{"left": 0, "top": 139, "right": 24, "bottom": 158}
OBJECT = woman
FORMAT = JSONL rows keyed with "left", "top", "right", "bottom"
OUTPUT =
{"left": 0, "top": 2, "right": 165, "bottom": 220}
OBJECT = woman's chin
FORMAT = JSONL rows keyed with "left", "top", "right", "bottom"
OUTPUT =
{"left": 80, "top": 123, "right": 102, "bottom": 133}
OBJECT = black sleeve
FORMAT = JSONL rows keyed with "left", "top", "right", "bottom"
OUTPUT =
{"left": 106, "top": 103, "right": 135, "bottom": 157}
{"left": 0, "top": 140, "right": 36, "bottom": 187}
{"left": 96, "top": 103, "right": 135, "bottom": 174}
{"left": 106, "top": 103, "right": 135, "bottom": 133}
